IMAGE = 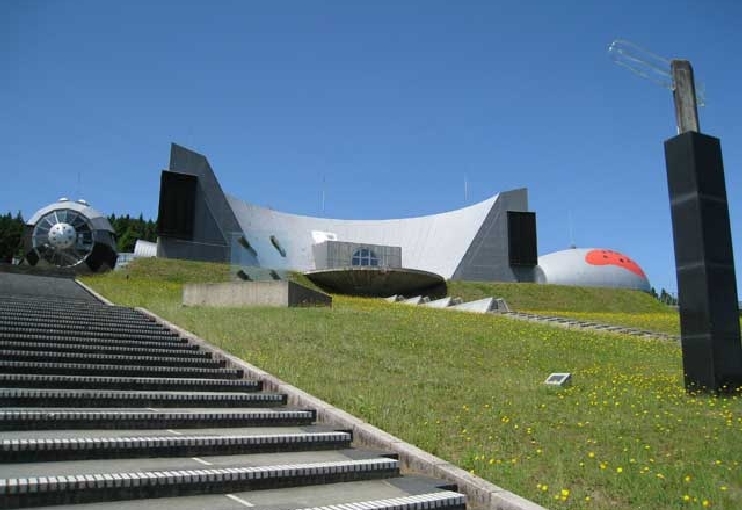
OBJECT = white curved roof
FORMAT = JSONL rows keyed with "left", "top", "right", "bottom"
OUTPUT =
{"left": 537, "top": 248, "right": 651, "bottom": 292}
{"left": 226, "top": 193, "right": 499, "bottom": 278}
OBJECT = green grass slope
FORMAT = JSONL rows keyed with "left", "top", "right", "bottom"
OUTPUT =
{"left": 114, "top": 257, "right": 232, "bottom": 284}
{"left": 115, "top": 258, "right": 669, "bottom": 314}
{"left": 447, "top": 280, "right": 671, "bottom": 314}
{"left": 79, "top": 259, "right": 742, "bottom": 510}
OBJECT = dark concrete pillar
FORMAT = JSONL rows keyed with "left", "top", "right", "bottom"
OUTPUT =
{"left": 664, "top": 132, "right": 742, "bottom": 392}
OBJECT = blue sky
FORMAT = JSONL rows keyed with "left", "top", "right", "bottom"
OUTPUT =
{"left": 3, "top": 0, "right": 741, "bottom": 293}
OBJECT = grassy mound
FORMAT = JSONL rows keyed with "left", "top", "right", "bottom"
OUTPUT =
{"left": 447, "top": 280, "right": 670, "bottom": 314}
{"left": 113, "top": 258, "right": 669, "bottom": 314}
{"left": 113, "top": 257, "right": 231, "bottom": 284}
{"left": 79, "top": 258, "right": 742, "bottom": 509}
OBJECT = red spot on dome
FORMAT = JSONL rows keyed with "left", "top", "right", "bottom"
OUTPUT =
{"left": 585, "top": 249, "right": 646, "bottom": 279}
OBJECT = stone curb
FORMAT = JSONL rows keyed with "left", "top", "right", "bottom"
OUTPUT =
{"left": 136, "top": 306, "right": 549, "bottom": 510}
{"left": 74, "top": 280, "right": 116, "bottom": 306}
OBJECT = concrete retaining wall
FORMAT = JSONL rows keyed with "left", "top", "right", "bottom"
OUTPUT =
{"left": 183, "top": 281, "right": 331, "bottom": 308}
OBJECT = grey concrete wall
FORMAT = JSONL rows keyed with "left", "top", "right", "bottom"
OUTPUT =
{"left": 313, "top": 241, "right": 402, "bottom": 270}
{"left": 183, "top": 281, "right": 331, "bottom": 307}
{"left": 158, "top": 143, "right": 245, "bottom": 263}
{"left": 157, "top": 238, "right": 230, "bottom": 263}
{"left": 169, "top": 144, "right": 243, "bottom": 238}
{"left": 311, "top": 242, "right": 329, "bottom": 270}
{"left": 452, "top": 188, "right": 535, "bottom": 283}
{"left": 191, "top": 184, "right": 230, "bottom": 247}
{"left": 287, "top": 281, "right": 333, "bottom": 307}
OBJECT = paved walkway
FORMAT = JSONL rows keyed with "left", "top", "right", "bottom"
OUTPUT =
{"left": 0, "top": 272, "right": 98, "bottom": 302}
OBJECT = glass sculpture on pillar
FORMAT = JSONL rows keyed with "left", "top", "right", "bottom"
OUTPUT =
{"left": 609, "top": 39, "right": 742, "bottom": 392}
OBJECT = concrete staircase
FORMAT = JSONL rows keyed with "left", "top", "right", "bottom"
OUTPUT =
{"left": 501, "top": 311, "right": 678, "bottom": 341}
{"left": 388, "top": 294, "right": 677, "bottom": 342}
{"left": 0, "top": 273, "right": 466, "bottom": 510}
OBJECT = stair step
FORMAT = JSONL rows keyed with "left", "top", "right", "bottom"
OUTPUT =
{"left": 0, "top": 428, "right": 352, "bottom": 462}
{"left": 0, "top": 294, "right": 125, "bottom": 307}
{"left": 0, "top": 300, "right": 145, "bottom": 320}
{"left": 0, "top": 323, "right": 179, "bottom": 339}
{"left": 0, "top": 312, "right": 156, "bottom": 329}
{"left": 0, "top": 316, "right": 171, "bottom": 333}
{"left": 287, "top": 491, "right": 466, "bottom": 510}
{"left": 0, "top": 342, "right": 208, "bottom": 359}
{"left": 0, "top": 295, "right": 94, "bottom": 306}
{"left": 0, "top": 408, "right": 316, "bottom": 430}
{"left": 0, "top": 298, "right": 116, "bottom": 309}
{"left": 0, "top": 456, "right": 399, "bottom": 509}
{"left": 0, "top": 389, "right": 286, "bottom": 408}
{"left": 0, "top": 332, "right": 189, "bottom": 347}
{"left": 0, "top": 361, "right": 243, "bottom": 380}
{"left": 0, "top": 326, "right": 179, "bottom": 341}
{"left": 27, "top": 480, "right": 466, "bottom": 510}
{"left": 0, "top": 304, "right": 143, "bottom": 320}
{"left": 0, "top": 350, "right": 224, "bottom": 369}
{"left": 0, "top": 374, "right": 261, "bottom": 392}
{"left": 0, "top": 449, "right": 398, "bottom": 481}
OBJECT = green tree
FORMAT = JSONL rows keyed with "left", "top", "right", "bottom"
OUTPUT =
{"left": 0, "top": 212, "right": 25, "bottom": 263}
{"left": 107, "top": 212, "right": 157, "bottom": 253}
{"left": 658, "top": 287, "right": 678, "bottom": 306}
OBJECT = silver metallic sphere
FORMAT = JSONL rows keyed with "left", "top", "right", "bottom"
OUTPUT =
{"left": 48, "top": 223, "right": 77, "bottom": 250}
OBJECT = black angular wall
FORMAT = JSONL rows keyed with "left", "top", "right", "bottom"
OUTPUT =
{"left": 664, "top": 132, "right": 742, "bottom": 392}
{"left": 156, "top": 144, "right": 244, "bottom": 263}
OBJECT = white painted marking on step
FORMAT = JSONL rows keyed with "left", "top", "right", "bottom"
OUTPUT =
{"left": 191, "top": 457, "right": 212, "bottom": 466}
{"left": 145, "top": 408, "right": 158, "bottom": 411}
{"left": 226, "top": 494, "right": 254, "bottom": 507}
{"left": 166, "top": 429, "right": 182, "bottom": 435}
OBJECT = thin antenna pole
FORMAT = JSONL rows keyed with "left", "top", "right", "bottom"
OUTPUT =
{"left": 321, "top": 175, "right": 326, "bottom": 214}
{"left": 568, "top": 211, "right": 575, "bottom": 248}
{"left": 464, "top": 177, "right": 468, "bottom": 202}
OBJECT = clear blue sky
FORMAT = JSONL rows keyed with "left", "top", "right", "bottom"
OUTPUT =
{"left": 3, "top": 0, "right": 741, "bottom": 293}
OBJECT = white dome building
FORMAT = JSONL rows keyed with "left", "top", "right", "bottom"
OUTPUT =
{"left": 24, "top": 198, "right": 118, "bottom": 271}
{"left": 536, "top": 248, "right": 651, "bottom": 292}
